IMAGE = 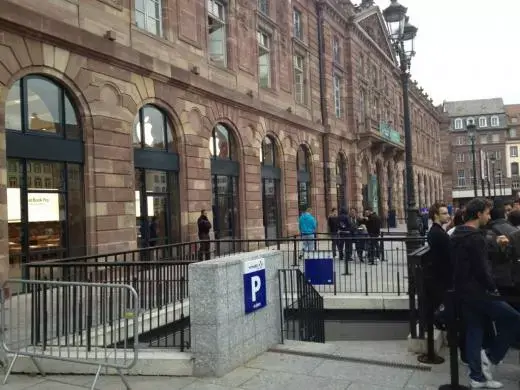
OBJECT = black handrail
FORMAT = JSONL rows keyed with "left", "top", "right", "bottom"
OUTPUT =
{"left": 279, "top": 269, "right": 325, "bottom": 343}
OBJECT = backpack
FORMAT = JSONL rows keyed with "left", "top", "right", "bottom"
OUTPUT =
{"left": 490, "top": 222, "right": 520, "bottom": 285}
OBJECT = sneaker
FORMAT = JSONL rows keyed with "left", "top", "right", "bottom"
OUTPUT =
{"left": 481, "top": 350, "right": 495, "bottom": 381}
{"left": 469, "top": 379, "right": 503, "bottom": 389}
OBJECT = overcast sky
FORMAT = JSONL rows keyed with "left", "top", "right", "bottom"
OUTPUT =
{"left": 372, "top": 0, "right": 518, "bottom": 105}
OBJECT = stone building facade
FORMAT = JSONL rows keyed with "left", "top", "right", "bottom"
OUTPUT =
{"left": 0, "top": 0, "right": 443, "bottom": 275}
{"left": 443, "top": 98, "right": 511, "bottom": 205}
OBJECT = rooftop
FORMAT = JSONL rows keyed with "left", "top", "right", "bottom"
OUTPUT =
{"left": 443, "top": 98, "right": 505, "bottom": 116}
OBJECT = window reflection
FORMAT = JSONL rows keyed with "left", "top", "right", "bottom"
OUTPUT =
{"left": 27, "top": 78, "right": 60, "bottom": 134}
{"left": 297, "top": 146, "right": 308, "bottom": 172}
{"left": 135, "top": 168, "right": 179, "bottom": 247}
{"left": 4, "top": 76, "right": 80, "bottom": 139}
{"left": 261, "top": 137, "right": 275, "bottom": 166}
{"left": 210, "top": 124, "right": 232, "bottom": 159}
{"left": 133, "top": 105, "right": 174, "bottom": 151}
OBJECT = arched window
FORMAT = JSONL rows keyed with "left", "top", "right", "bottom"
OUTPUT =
{"left": 210, "top": 124, "right": 239, "bottom": 253}
{"left": 133, "top": 105, "right": 179, "bottom": 248}
{"left": 336, "top": 154, "right": 347, "bottom": 210}
{"left": 5, "top": 75, "right": 85, "bottom": 280}
{"left": 297, "top": 145, "right": 311, "bottom": 212}
{"left": 261, "top": 136, "right": 281, "bottom": 240}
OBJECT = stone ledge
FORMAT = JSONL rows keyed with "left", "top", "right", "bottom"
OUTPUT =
{"left": 322, "top": 294, "right": 412, "bottom": 310}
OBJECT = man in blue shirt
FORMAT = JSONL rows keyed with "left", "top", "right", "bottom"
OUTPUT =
{"left": 299, "top": 207, "right": 317, "bottom": 252}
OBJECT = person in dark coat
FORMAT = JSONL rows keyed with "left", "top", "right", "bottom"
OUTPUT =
{"left": 426, "top": 202, "right": 452, "bottom": 308}
{"left": 197, "top": 209, "right": 212, "bottom": 260}
{"left": 451, "top": 198, "right": 520, "bottom": 388}
{"left": 336, "top": 208, "right": 352, "bottom": 261}
{"left": 327, "top": 208, "right": 340, "bottom": 258}
{"left": 364, "top": 208, "right": 382, "bottom": 264}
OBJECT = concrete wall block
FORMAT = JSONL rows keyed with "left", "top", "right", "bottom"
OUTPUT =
{"left": 190, "top": 250, "right": 283, "bottom": 377}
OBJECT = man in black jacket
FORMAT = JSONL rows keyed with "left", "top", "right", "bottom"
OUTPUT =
{"left": 426, "top": 202, "right": 452, "bottom": 308}
{"left": 364, "top": 208, "right": 381, "bottom": 264}
{"left": 452, "top": 198, "right": 520, "bottom": 388}
{"left": 197, "top": 209, "right": 212, "bottom": 260}
{"left": 328, "top": 208, "right": 339, "bottom": 258}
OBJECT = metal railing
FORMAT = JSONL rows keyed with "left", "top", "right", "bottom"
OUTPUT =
{"left": 1, "top": 279, "right": 139, "bottom": 389}
{"left": 25, "top": 261, "right": 192, "bottom": 351}
{"left": 27, "top": 235, "right": 424, "bottom": 296}
{"left": 279, "top": 269, "right": 325, "bottom": 343}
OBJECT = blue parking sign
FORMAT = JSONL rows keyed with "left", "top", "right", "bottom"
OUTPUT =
{"left": 304, "top": 258, "right": 334, "bottom": 285}
{"left": 243, "top": 258, "right": 267, "bottom": 314}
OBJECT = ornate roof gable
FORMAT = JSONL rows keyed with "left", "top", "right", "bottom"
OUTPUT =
{"left": 354, "top": 7, "right": 396, "bottom": 62}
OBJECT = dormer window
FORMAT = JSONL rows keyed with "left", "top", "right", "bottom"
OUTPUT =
{"left": 491, "top": 116, "right": 500, "bottom": 127}
{"left": 479, "top": 117, "right": 487, "bottom": 127}
{"left": 466, "top": 117, "right": 475, "bottom": 126}
{"left": 454, "top": 118, "right": 463, "bottom": 130}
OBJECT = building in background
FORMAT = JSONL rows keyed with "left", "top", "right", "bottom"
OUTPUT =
{"left": 443, "top": 98, "right": 510, "bottom": 206}
{"left": 505, "top": 104, "right": 520, "bottom": 198}
{"left": 0, "top": 0, "right": 443, "bottom": 277}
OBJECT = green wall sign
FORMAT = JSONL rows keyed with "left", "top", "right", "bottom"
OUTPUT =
{"left": 379, "top": 122, "right": 402, "bottom": 144}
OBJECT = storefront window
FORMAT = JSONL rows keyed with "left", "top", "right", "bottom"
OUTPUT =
{"left": 261, "top": 136, "right": 281, "bottom": 240}
{"left": 211, "top": 124, "right": 239, "bottom": 253}
{"left": 297, "top": 145, "right": 311, "bottom": 213}
{"left": 5, "top": 75, "right": 85, "bottom": 281}
{"left": 336, "top": 154, "right": 347, "bottom": 210}
{"left": 133, "top": 105, "right": 180, "bottom": 247}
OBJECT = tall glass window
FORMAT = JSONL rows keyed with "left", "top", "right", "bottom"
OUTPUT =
{"left": 133, "top": 105, "right": 179, "bottom": 248}
{"left": 336, "top": 154, "right": 347, "bottom": 210}
{"left": 261, "top": 136, "right": 281, "bottom": 240}
{"left": 297, "top": 145, "right": 311, "bottom": 213}
{"left": 210, "top": 124, "right": 239, "bottom": 254}
{"left": 5, "top": 75, "right": 85, "bottom": 280}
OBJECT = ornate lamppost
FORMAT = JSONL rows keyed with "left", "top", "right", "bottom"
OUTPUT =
{"left": 467, "top": 124, "right": 478, "bottom": 197}
{"left": 383, "top": 1, "right": 418, "bottom": 240}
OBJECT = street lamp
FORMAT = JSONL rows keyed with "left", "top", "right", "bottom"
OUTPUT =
{"left": 490, "top": 155, "right": 497, "bottom": 198}
{"left": 383, "top": 1, "right": 419, "bottom": 239}
{"left": 467, "top": 124, "right": 478, "bottom": 197}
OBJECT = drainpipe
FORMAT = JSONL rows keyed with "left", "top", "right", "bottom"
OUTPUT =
{"left": 317, "top": 0, "right": 332, "bottom": 217}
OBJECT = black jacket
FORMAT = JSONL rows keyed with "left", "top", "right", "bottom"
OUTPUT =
{"left": 337, "top": 212, "right": 352, "bottom": 234}
{"left": 427, "top": 223, "right": 453, "bottom": 291}
{"left": 365, "top": 213, "right": 381, "bottom": 236}
{"left": 197, "top": 216, "right": 212, "bottom": 238}
{"left": 485, "top": 219, "right": 518, "bottom": 287}
{"left": 328, "top": 215, "right": 339, "bottom": 234}
{"left": 451, "top": 225, "right": 497, "bottom": 297}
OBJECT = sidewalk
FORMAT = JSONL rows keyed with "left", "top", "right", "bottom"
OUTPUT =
{"left": 3, "top": 341, "right": 519, "bottom": 389}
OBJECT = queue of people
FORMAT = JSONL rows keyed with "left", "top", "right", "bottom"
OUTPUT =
{"left": 427, "top": 198, "right": 520, "bottom": 389}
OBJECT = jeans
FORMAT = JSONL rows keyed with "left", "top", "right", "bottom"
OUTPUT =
{"left": 301, "top": 234, "right": 315, "bottom": 251}
{"left": 462, "top": 297, "right": 520, "bottom": 381}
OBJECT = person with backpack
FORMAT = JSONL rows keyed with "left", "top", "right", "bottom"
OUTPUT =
{"left": 485, "top": 199, "right": 520, "bottom": 294}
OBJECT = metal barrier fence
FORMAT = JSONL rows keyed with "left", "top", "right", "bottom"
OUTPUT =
{"left": 1, "top": 279, "right": 139, "bottom": 389}
{"left": 26, "top": 261, "right": 192, "bottom": 350}
{"left": 27, "top": 236, "right": 424, "bottom": 297}
{"left": 279, "top": 269, "right": 325, "bottom": 343}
